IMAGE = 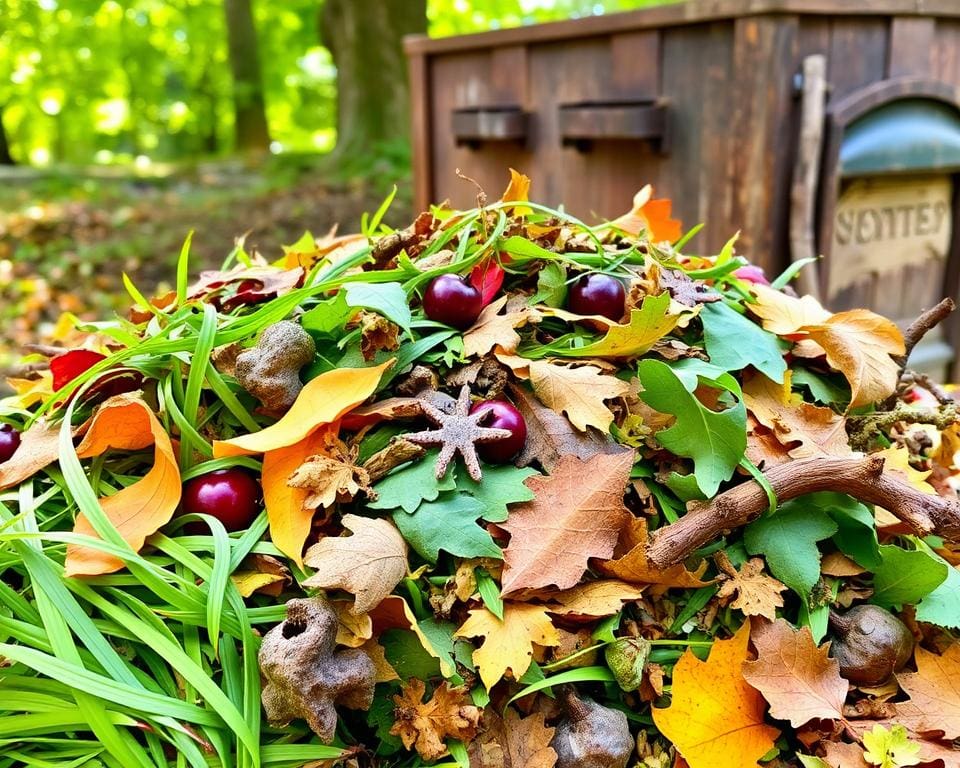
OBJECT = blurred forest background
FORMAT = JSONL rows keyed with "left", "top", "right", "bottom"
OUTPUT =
{"left": 0, "top": 0, "right": 670, "bottom": 368}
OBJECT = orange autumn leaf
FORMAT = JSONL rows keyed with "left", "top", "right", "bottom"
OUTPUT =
{"left": 653, "top": 623, "right": 780, "bottom": 768}
{"left": 261, "top": 427, "right": 332, "bottom": 566}
{"left": 500, "top": 168, "right": 532, "bottom": 215}
{"left": 607, "top": 185, "right": 683, "bottom": 243}
{"left": 212, "top": 360, "right": 393, "bottom": 458}
{"left": 66, "top": 393, "right": 181, "bottom": 576}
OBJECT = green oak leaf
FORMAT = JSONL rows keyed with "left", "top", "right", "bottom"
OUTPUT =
{"left": 368, "top": 451, "right": 455, "bottom": 513}
{"left": 455, "top": 464, "right": 538, "bottom": 522}
{"left": 418, "top": 617, "right": 475, "bottom": 678}
{"left": 530, "top": 261, "right": 567, "bottom": 307}
{"left": 700, "top": 300, "right": 787, "bottom": 383}
{"left": 392, "top": 492, "right": 502, "bottom": 563}
{"left": 380, "top": 628, "right": 441, "bottom": 681}
{"left": 300, "top": 292, "right": 351, "bottom": 335}
{"left": 916, "top": 547, "right": 960, "bottom": 629}
{"left": 744, "top": 500, "right": 838, "bottom": 604}
{"left": 791, "top": 366, "right": 850, "bottom": 407}
{"left": 637, "top": 358, "right": 746, "bottom": 497}
{"left": 872, "top": 544, "right": 948, "bottom": 609}
{"left": 343, "top": 281, "right": 412, "bottom": 330}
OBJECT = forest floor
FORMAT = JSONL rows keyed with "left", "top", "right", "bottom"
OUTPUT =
{"left": 0, "top": 159, "right": 414, "bottom": 373}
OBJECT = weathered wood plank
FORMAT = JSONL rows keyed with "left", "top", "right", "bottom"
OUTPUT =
{"left": 887, "top": 17, "right": 935, "bottom": 77}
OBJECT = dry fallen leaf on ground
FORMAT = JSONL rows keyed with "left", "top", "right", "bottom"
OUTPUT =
{"left": 500, "top": 451, "right": 634, "bottom": 595}
{"left": 741, "top": 618, "right": 848, "bottom": 727}
{"left": 527, "top": 360, "right": 630, "bottom": 432}
{"left": 66, "top": 393, "right": 181, "bottom": 576}
{"left": 468, "top": 709, "right": 558, "bottom": 768}
{"left": 455, "top": 603, "right": 560, "bottom": 690}
{"left": 896, "top": 644, "right": 960, "bottom": 740}
{"left": 595, "top": 516, "right": 710, "bottom": 589}
{"left": 653, "top": 622, "right": 780, "bottom": 768}
{"left": 303, "top": 514, "right": 408, "bottom": 614}
{"left": 715, "top": 552, "right": 786, "bottom": 620}
{"left": 390, "top": 679, "right": 482, "bottom": 760}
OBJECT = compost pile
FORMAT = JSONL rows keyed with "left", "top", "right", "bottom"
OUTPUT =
{"left": 2, "top": 171, "right": 960, "bottom": 768}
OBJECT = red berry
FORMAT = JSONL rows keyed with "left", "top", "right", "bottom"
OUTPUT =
{"left": 469, "top": 400, "right": 527, "bottom": 463}
{"left": 181, "top": 468, "right": 261, "bottom": 532}
{"left": 423, "top": 274, "right": 483, "bottom": 330}
{"left": 567, "top": 274, "right": 625, "bottom": 321}
{"left": 0, "top": 424, "right": 21, "bottom": 463}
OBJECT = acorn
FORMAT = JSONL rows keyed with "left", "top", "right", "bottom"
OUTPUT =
{"left": 551, "top": 687, "right": 633, "bottom": 768}
{"left": 828, "top": 605, "right": 914, "bottom": 687}
{"left": 605, "top": 637, "right": 651, "bottom": 692}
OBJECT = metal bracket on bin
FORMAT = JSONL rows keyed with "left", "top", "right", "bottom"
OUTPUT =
{"left": 452, "top": 106, "right": 529, "bottom": 149}
{"left": 558, "top": 100, "right": 669, "bottom": 154}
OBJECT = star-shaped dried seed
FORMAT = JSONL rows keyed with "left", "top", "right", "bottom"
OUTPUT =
{"left": 658, "top": 267, "right": 722, "bottom": 306}
{"left": 405, "top": 385, "right": 511, "bottom": 481}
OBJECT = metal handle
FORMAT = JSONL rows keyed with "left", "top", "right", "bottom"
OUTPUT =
{"left": 558, "top": 100, "right": 668, "bottom": 152}
{"left": 452, "top": 106, "right": 528, "bottom": 148}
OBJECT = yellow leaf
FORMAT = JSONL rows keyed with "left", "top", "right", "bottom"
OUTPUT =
{"left": 4, "top": 371, "right": 54, "bottom": 409}
{"left": 213, "top": 360, "right": 393, "bottom": 458}
{"left": 528, "top": 360, "right": 629, "bottom": 432}
{"left": 455, "top": 603, "right": 560, "bottom": 690}
{"left": 261, "top": 428, "right": 331, "bottom": 566}
{"left": 231, "top": 571, "right": 286, "bottom": 598}
{"left": 596, "top": 516, "right": 710, "bottom": 589}
{"left": 537, "top": 579, "right": 645, "bottom": 617}
{"left": 557, "top": 293, "right": 690, "bottom": 359}
{"left": 801, "top": 310, "right": 904, "bottom": 408}
{"left": 653, "top": 623, "right": 780, "bottom": 768}
{"left": 748, "top": 284, "right": 831, "bottom": 335}
{"left": 876, "top": 446, "right": 937, "bottom": 495}
{"left": 329, "top": 598, "right": 373, "bottom": 647}
{"left": 500, "top": 168, "right": 532, "bottom": 215}
{"left": 66, "top": 394, "right": 181, "bottom": 576}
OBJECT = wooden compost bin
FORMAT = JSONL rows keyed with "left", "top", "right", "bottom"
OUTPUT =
{"left": 405, "top": 0, "right": 960, "bottom": 373}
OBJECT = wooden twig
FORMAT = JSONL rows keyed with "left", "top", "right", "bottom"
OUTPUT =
{"left": 646, "top": 454, "right": 960, "bottom": 569}
{"left": 896, "top": 297, "right": 955, "bottom": 370}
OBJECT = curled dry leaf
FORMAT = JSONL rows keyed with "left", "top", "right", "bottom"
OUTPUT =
{"left": 66, "top": 393, "right": 181, "bottom": 576}
{"left": 714, "top": 551, "right": 786, "bottom": 621}
{"left": 653, "top": 623, "right": 780, "bottom": 768}
{"left": 455, "top": 603, "right": 560, "bottom": 690}
{"left": 288, "top": 452, "right": 373, "bottom": 510}
{"left": 303, "top": 514, "right": 408, "bottom": 614}
{"left": 390, "top": 679, "right": 482, "bottom": 761}
{"left": 603, "top": 184, "right": 683, "bottom": 243}
{"left": 500, "top": 451, "right": 635, "bottom": 595}
{"left": 532, "top": 579, "right": 645, "bottom": 618}
{"left": 741, "top": 618, "right": 848, "bottom": 727}
{"left": 214, "top": 361, "right": 393, "bottom": 565}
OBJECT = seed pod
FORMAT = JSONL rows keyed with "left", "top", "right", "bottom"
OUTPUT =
{"left": 828, "top": 605, "right": 914, "bottom": 687}
{"left": 235, "top": 320, "right": 316, "bottom": 413}
{"left": 605, "top": 637, "right": 651, "bottom": 692}
{"left": 551, "top": 687, "right": 633, "bottom": 768}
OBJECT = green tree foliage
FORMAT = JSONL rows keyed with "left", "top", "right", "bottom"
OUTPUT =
{"left": 0, "top": 0, "right": 673, "bottom": 165}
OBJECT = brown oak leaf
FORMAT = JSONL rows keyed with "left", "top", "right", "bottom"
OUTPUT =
{"left": 463, "top": 295, "right": 538, "bottom": 358}
{"left": 527, "top": 359, "right": 630, "bottom": 432}
{"left": 743, "top": 373, "right": 851, "bottom": 460}
{"left": 390, "top": 680, "right": 481, "bottom": 760}
{"left": 468, "top": 709, "right": 558, "bottom": 768}
{"left": 594, "top": 516, "right": 710, "bottom": 590}
{"left": 302, "top": 515, "right": 408, "bottom": 614}
{"left": 287, "top": 453, "right": 373, "bottom": 509}
{"left": 714, "top": 551, "right": 786, "bottom": 620}
{"left": 500, "top": 451, "right": 635, "bottom": 595}
{"left": 741, "top": 619, "right": 848, "bottom": 727}
{"left": 896, "top": 644, "right": 960, "bottom": 739}
{"left": 535, "top": 579, "right": 645, "bottom": 618}
{"left": 358, "top": 312, "right": 400, "bottom": 361}
{"left": 508, "top": 382, "right": 627, "bottom": 472}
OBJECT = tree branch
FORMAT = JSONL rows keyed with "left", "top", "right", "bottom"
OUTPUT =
{"left": 896, "top": 297, "right": 955, "bottom": 370}
{"left": 646, "top": 455, "right": 960, "bottom": 569}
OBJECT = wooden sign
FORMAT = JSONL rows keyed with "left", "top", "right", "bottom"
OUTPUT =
{"left": 828, "top": 175, "right": 952, "bottom": 296}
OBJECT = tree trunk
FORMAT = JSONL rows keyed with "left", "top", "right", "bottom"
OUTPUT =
{"left": 224, "top": 0, "right": 270, "bottom": 152}
{"left": 0, "top": 106, "right": 14, "bottom": 165}
{"left": 320, "top": 0, "right": 427, "bottom": 161}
